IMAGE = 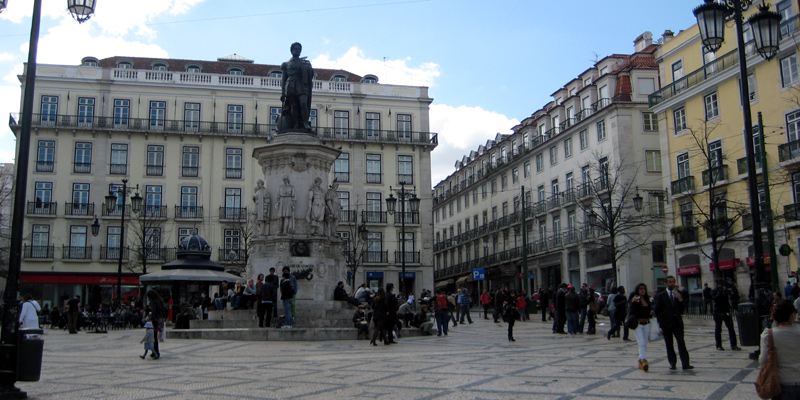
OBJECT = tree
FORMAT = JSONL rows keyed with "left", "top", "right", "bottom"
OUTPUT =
{"left": 125, "top": 205, "right": 170, "bottom": 300}
{"left": 0, "top": 164, "right": 14, "bottom": 283}
{"left": 577, "top": 154, "right": 658, "bottom": 288}
{"left": 340, "top": 204, "right": 369, "bottom": 291}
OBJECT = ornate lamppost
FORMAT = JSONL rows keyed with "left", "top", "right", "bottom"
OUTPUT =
{"left": 103, "top": 179, "right": 143, "bottom": 306}
{"left": 385, "top": 185, "right": 421, "bottom": 297}
{"left": 0, "top": 1, "right": 95, "bottom": 397}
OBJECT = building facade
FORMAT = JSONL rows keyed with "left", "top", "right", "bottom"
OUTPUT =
{"left": 10, "top": 54, "right": 437, "bottom": 309}
{"left": 433, "top": 33, "right": 666, "bottom": 295}
{"left": 650, "top": 1, "right": 800, "bottom": 298}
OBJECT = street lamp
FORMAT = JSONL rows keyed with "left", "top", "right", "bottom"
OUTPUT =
{"left": 1, "top": 1, "right": 96, "bottom": 398}
{"left": 103, "top": 179, "right": 141, "bottom": 306}
{"left": 691, "top": 0, "right": 782, "bottom": 358}
{"left": 632, "top": 188, "right": 643, "bottom": 213}
{"left": 385, "top": 185, "right": 420, "bottom": 297}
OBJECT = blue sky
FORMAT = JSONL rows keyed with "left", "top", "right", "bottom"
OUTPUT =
{"left": 0, "top": 0, "right": 701, "bottom": 184}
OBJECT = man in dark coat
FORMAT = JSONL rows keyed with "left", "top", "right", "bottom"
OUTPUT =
{"left": 712, "top": 282, "right": 741, "bottom": 351}
{"left": 555, "top": 283, "right": 567, "bottom": 334}
{"left": 384, "top": 283, "right": 398, "bottom": 344}
{"left": 539, "top": 289, "right": 549, "bottom": 322}
{"left": 654, "top": 276, "right": 693, "bottom": 370}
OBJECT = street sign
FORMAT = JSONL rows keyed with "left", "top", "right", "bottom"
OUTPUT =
{"left": 472, "top": 267, "right": 486, "bottom": 281}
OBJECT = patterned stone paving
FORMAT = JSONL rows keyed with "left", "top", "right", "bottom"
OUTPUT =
{"left": 19, "top": 315, "right": 759, "bottom": 399}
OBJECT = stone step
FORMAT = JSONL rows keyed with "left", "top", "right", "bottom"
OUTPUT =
{"left": 191, "top": 317, "right": 354, "bottom": 329}
{"left": 167, "top": 326, "right": 425, "bottom": 341}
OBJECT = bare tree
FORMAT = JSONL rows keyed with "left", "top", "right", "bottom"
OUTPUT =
{"left": 0, "top": 164, "right": 14, "bottom": 280}
{"left": 341, "top": 203, "right": 369, "bottom": 291}
{"left": 577, "top": 154, "right": 657, "bottom": 287}
{"left": 125, "top": 207, "right": 169, "bottom": 296}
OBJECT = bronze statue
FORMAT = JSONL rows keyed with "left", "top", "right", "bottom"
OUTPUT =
{"left": 280, "top": 42, "right": 314, "bottom": 133}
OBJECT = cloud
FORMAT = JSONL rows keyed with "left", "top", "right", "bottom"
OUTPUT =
{"left": 429, "top": 104, "right": 518, "bottom": 185}
{"left": 312, "top": 46, "right": 440, "bottom": 87}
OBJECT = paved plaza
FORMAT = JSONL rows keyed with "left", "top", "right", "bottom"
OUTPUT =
{"left": 19, "top": 315, "right": 761, "bottom": 400}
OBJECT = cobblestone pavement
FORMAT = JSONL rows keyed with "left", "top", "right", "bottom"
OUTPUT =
{"left": 20, "top": 315, "right": 760, "bottom": 400}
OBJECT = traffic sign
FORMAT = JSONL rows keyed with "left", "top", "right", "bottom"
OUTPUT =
{"left": 472, "top": 267, "right": 486, "bottom": 281}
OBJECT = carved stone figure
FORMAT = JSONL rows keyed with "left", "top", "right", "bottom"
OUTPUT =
{"left": 253, "top": 179, "right": 271, "bottom": 224}
{"left": 279, "top": 42, "right": 314, "bottom": 133}
{"left": 277, "top": 176, "right": 296, "bottom": 235}
{"left": 324, "top": 182, "right": 341, "bottom": 237}
{"left": 306, "top": 177, "right": 326, "bottom": 236}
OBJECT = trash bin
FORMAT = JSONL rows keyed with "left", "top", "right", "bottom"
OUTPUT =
{"left": 17, "top": 328, "right": 44, "bottom": 382}
{"left": 736, "top": 302, "right": 759, "bottom": 347}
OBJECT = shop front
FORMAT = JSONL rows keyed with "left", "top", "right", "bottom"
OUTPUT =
{"left": 399, "top": 271, "right": 416, "bottom": 295}
{"left": 20, "top": 273, "right": 140, "bottom": 311}
{"left": 366, "top": 271, "right": 384, "bottom": 291}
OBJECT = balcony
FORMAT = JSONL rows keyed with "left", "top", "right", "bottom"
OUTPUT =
{"left": 318, "top": 127, "right": 438, "bottom": 148}
{"left": 741, "top": 213, "right": 768, "bottom": 230}
{"left": 534, "top": 201, "right": 547, "bottom": 216}
{"left": 62, "top": 245, "right": 92, "bottom": 260}
{"left": 100, "top": 246, "right": 129, "bottom": 261}
{"left": 701, "top": 165, "right": 728, "bottom": 187}
{"left": 138, "top": 247, "right": 176, "bottom": 262}
{"left": 648, "top": 46, "right": 740, "bottom": 108}
{"left": 182, "top": 166, "right": 199, "bottom": 177}
{"left": 64, "top": 202, "right": 94, "bottom": 217}
{"left": 704, "top": 217, "right": 731, "bottom": 238}
{"left": 219, "top": 248, "right": 247, "bottom": 264}
{"left": 225, "top": 167, "right": 242, "bottom": 179}
{"left": 362, "top": 210, "right": 387, "bottom": 224}
{"left": 785, "top": 203, "right": 800, "bottom": 222}
{"left": 671, "top": 176, "right": 695, "bottom": 196}
{"left": 109, "top": 163, "right": 127, "bottom": 175}
{"left": 563, "top": 229, "right": 579, "bottom": 245}
{"left": 146, "top": 164, "right": 163, "bottom": 176}
{"left": 392, "top": 211, "right": 419, "bottom": 225}
{"left": 779, "top": 139, "right": 800, "bottom": 167}
{"left": 102, "top": 204, "right": 129, "bottom": 218}
{"left": 394, "top": 251, "right": 421, "bottom": 264}
{"left": 736, "top": 157, "right": 763, "bottom": 176}
{"left": 561, "top": 190, "right": 576, "bottom": 204}
{"left": 142, "top": 205, "right": 168, "bottom": 219}
{"left": 548, "top": 194, "right": 561, "bottom": 210}
{"left": 671, "top": 226, "right": 697, "bottom": 245}
{"left": 26, "top": 201, "right": 56, "bottom": 216}
{"left": 363, "top": 250, "right": 389, "bottom": 264}
{"left": 577, "top": 182, "right": 592, "bottom": 199}
{"left": 73, "top": 162, "right": 91, "bottom": 173}
{"left": 23, "top": 245, "right": 53, "bottom": 260}
{"left": 35, "top": 160, "right": 53, "bottom": 172}
{"left": 339, "top": 210, "right": 357, "bottom": 223}
{"left": 175, "top": 205, "right": 203, "bottom": 220}
{"left": 219, "top": 207, "right": 247, "bottom": 221}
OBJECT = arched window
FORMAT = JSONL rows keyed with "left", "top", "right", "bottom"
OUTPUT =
{"left": 117, "top": 62, "right": 133, "bottom": 69}
{"left": 362, "top": 75, "right": 378, "bottom": 84}
{"left": 81, "top": 57, "right": 98, "bottom": 67}
{"left": 332, "top": 75, "right": 346, "bottom": 82}
{"left": 268, "top": 71, "right": 282, "bottom": 78}
{"left": 152, "top": 63, "right": 167, "bottom": 71}
{"left": 228, "top": 67, "right": 244, "bottom": 76}
{"left": 186, "top": 65, "right": 201, "bottom": 73}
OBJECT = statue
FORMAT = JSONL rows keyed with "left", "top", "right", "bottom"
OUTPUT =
{"left": 276, "top": 176, "right": 295, "bottom": 235}
{"left": 324, "top": 182, "right": 341, "bottom": 237}
{"left": 253, "top": 179, "right": 270, "bottom": 235}
{"left": 279, "top": 42, "right": 314, "bottom": 133}
{"left": 306, "top": 177, "right": 326, "bottom": 236}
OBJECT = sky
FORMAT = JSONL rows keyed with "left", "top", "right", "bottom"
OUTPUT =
{"left": 0, "top": 0, "right": 701, "bottom": 186}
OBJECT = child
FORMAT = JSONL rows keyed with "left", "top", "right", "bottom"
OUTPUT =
{"left": 139, "top": 320, "right": 155, "bottom": 359}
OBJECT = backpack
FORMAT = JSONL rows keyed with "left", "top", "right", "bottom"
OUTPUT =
{"left": 435, "top": 295, "right": 448, "bottom": 310}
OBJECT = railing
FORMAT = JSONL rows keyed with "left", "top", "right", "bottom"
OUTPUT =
{"left": 73, "top": 162, "right": 91, "bottom": 173}
{"left": 219, "top": 207, "right": 247, "bottom": 221}
{"left": 362, "top": 210, "right": 387, "bottom": 224}
{"left": 100, "top": 246, "right": 129, "bottom": 260}
{"left": 704, "top": 217, "right": 731, "bottom": 238}
{"left": 146, "top": 164, "right": 163, "bottom": 176}
{"left": 137, "top": 247, "right": 176, "bottom": 262}
{"left": 142, "top": 205, "right": 167, "bottom": 219}
{"left": 548, "top": 194, "right": 561, "bottom": 210}
{"left": 673, "top": 226, "right": 698, "bottom": 244}
{"left": 648, "top": 47, "right": 740, "bottom": 108}
{"left": 701, "top": 165, "right": 728, "bottom": 186}
{"left": 393, "top": 211, "right": 419, "bottom": 224}
{"left": 785, "top": 203, "right": 800, "bottom": 222}
{"left": 225, "top": 168, "right": 242, "bottom": 179}
{"left": 562, "top": 189, "right": 576, "bottom": 204}
{"left": 64, "top": 202, "right": 94, "bottom": 217}
{"left": 671, "top": 176, "right": 695, "bottom": 195}
{"left": 182, "top": 166, "right": 199, "bottom": 177}
{"left": 577, "top": 182, "right": 592, "bottom": 198}
{"left": 101, "top": 204, "right": 129, "bottom": 217}
{"left": 62, "top": 245, "right": 92, "bottom": 260}
{"left": 339, "top": 210, "right": 357, "bottom": 223}
{"left": 779, "top": 139, "right": 800, "bottom": 163}
{"left": 109, "top": 163, "right": 127, "bottom": 175}
{"left": 363, "top": 250, "right": 389, "bottom": 263}
{"left": 219, "top": 248, "right": 247, "bottom": 263}
{"left": 534, "top": 201, "right": 546, "bottom": 215}
{"left": 317, "top": 127, "right": 439, "bottom": 147}
{"left": 26, "top": 201, "right": 56, "bottom": 216}
{"left": 23, "top": 245, "right": 54, "bottom": 259}
{"left": 35, "top": 160, "right": 53, "bottom": 172}
{"left": 175, "top": 205, "right": 203, "bottom": 219}
{"left": 394, "top": 251, "right": 421, "bottom": 264}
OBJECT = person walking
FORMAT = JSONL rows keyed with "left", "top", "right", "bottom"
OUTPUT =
{"left": 606, "top": 287, "right": 618, "bottom": 335}
{"left": 555, "top": 283, "right": 567, "bottom": 334}
{"left": 713, "top": 282, "right": 741, "bottom": 351}
{"left": 565, "top": 285, "right": 580, "bottom": 335}
{"left": 629, "top": 283, "right": 653, "bottom": 372}
{"left": 607, "top": 287, "right": 630, "bottom": 341}
{"left": 146, "top": 290, "right": 165, "bottom": 359}
{"left": 516, "top": 292, "right": 528, "bottom": 322}
{"left": 18, "top": 293, "right": 41, "bottom": 330}
{"left": 578, "top": 283, "right": 590, "bottom": 333}
{"left": 479, "top": 289, "right": 492, "bottom": 320}
{"left": 586, "top": 288, "right": 597, "bottom": 334}
{"left": 67, "top": 295, "right": 80, "bottom": 334}
{"left": 758, "top": 301, "right": 800, "bottom": 398}
{"left": 654, "top": 276, "right": 693, "bottom": 370}
{"left": 458, "top": 288, "right": 474, "bottom": 324}
{"left": 139, "top": 320, "right": 155, "bottom": 360}
{"left": 384, "top": 283, "right": 398, "bottom": 344}
{"left": 434, "top": 289, "right": 450, "bottom": 336}
{"left": 703, "top": 283, "right": 713, "bottom": 315}
{"left": 279, "top": 269, "right": 295, "bottom": 328}
{"left": 370, "top": 288, "right": 387, "bottom": 345}
{"left": 504, "top": 300, "right": 519, "bottom": 342}
{"left": 540, "top": 288, "right": 549, "bottom": 322}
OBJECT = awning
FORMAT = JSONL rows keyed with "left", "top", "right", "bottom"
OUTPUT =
{"left": 746, "top": 256, "right": 772, "bottom": 269}
{"left": 366, "top": 271, "right": 384, "bottom": 280}
{"left": 677, "top": 264, "right": 701, "bottom": 276}
{"left": 400, "top": 272, "right": 416, "bottom": 279}
{"left": 455, "top": 276, "right": 470, "bottom": 286}
{"left": 709, "top": 258, "right": 740, "bottom": 271}
{"left": 21, "top": 273, "right": 139, "bottom": 285}
{"left": 435, "top": 280, "right": 452, "bottom": 289}
{"left": 139, "top": 268, "right": 242, "bottom": 283}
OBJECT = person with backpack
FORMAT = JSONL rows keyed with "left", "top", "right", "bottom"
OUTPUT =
{"left": 19, "top": 293, "right": 41, "bottom": 330}
{"left": 503, "top": 300, "right": 520, "bottom": 341}
{"left": 280, "top": 268, "right": 295, "bottom": 328}
{"left": 458, "top": 287, "right": 473, "bottom": 324}
{"left": 259, "top": 275, "right": 278, "bottom": 327}
{"left": 434, "top": 289, "right": 450, "bottom": 336}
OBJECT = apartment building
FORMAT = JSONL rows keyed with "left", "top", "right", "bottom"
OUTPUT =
{"left": 10, "top": 54, "right": 436, "bottom": 308}
{"left": 650, "top": 0, "right": 800, "bottom": 297}
{"left": 433, "top": 33, "right": 666, "bottom": 295}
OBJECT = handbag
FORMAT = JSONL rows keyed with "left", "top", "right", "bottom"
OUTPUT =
{"left": 625, "top": 314, "right": 638, "bottom": 330}
{"left": 648, "top": 319, "right": 662, "bottom": 341}
{"left": 754, "top": 329, "right": 782, "bottom": 399}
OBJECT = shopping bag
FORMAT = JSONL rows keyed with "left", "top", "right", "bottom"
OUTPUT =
{"left": 648, "top": 319, "right": 662, "bottom": 342}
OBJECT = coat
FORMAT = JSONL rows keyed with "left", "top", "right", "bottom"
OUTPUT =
{"left": 654, "top": 289, "right": 685, "bottom": 330}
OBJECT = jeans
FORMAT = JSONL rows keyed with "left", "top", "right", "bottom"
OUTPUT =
{"left": 714, "top": 313, "right": 738, "bottom": 348}
{"left": 634, "top": 322, "right": 652, "bottom": 360}
{"left": 258, "top": 301, "right": 273, "bottom": 327}
{"left": 578, "top": 308, "right": 587, "bottom": 333}
{"left": 566, "top": 311, "right": 579, "bottom": 334}
{"left": 435, "top": 311, "right": 449, "bottom": 335}
{"left": 459, "top": 305, "right": 473, "bottom": 323}
{"left": 587, "top": 310, "right": 596, "bottom": 334}
{"left": 282, "top": 299, "right": 293, "bottom": 327}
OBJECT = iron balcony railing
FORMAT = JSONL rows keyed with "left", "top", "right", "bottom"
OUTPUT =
{"left": 109, "top": 163, "right": 127, "bottom": 175}
{"left": 339, "top": 210, "right": 357, "bottom": 223}
{"left": 671, "top": 176, "right": 695, "bottom": 195}
{"left": 701, "top": 165, "right": 728, "bottom": 186}
{"left": 142, "top": 205, "right": 167, "bottom": 219}
{"left": 363, "top": 250, "right": 389, "bottom": 263}
{"left": 393, "top": 211, "right": 419, "bottom": 225}
{"left": 23, "top": 245, "right": 54, "bottom": 259}
{"left": 785, "top": 203, "right": 800, "bottom": 222}
{"left": 182, "top": 166, "right": 199, "bottom": 177}
{"left": 146, "top": 164, "right": 163, "bottom": 176}
{"left": 35, "top": 160, "right": 54, "bottom": 172}
{"left": 225, "top": 168, "right": 242, "bottom": 179}
{"left": 101, "top": 204, "right": 130, "bottom": 217}
{"left": 362, "top": 210, "right": 387, "bottom": 224}
{"left": 27, "top": 201, "right": 56, "bottom": 216}
{"left": 779, "top": 139, "right": 800, "bottom": 163}
{"left": 219, "top": 248, "right": 247, "bottom": 263}
{"left": 100, "top": 246, "right": 129, "bottom": 260}
{"left": 64, "top": 202, "right": 94, "bottom": 217}
{"left": 137, "top": 247, "right": 176, "bottom": 262}
{"left": 219, "top": 207, "right": 247, "bottom": 221}
{"left": 394, "top": 251, "right": 421, "bottom": 264}
{"left": 73, "top": 162, "right": 91, "bottom": 173}
{"left": 62, "top": 245, "right": 92, "bottom": 260}
{"left": 175, "top": 205, "right": 203, "bottom": 219}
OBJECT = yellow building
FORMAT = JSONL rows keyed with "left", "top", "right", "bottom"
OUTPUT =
{"left": 650, "top": 0, "right": 799, "bottom": 298}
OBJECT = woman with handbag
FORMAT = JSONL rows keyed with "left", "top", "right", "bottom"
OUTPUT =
{"left": 757, "top": 301, "right": 800, "bottom": 399}
{"left": 629, "top": 283, "right": 653, "bottom": 372}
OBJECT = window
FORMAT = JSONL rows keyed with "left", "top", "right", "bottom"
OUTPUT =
{"left": 676, "top": 152, "right": 690, "bottom": 179}
{"left": 501, "top": 174, "right": 508, "bottom": 190}
{"left": 704, "top": 92, "right": 719, "bottom": 120}
{"left": 490, "top": 179, "right": 497, "bottom": 194}
{"left": 31, "top": 224, "right": 50, "bottom": 250}
{"left": 481, "top": 184, "right": 487, "bottom": 199}
{"left": 334, "top": 111, "right": 349, "bottom": 136}
{"left": 598, "top": 85, "right": 609, "bottom": 101}
{"left": 464, "top": 193, "right": 469, "bottom": 208}
{"left": 397, "top": 155, "right": 413, "bottom": 184}
{"left": 367, "top": 232, "right": 383, "bottom": 259}
{"left": 535, "top": 153, "right": 544, "bottom": 172}
{"left": 363, "top": 76, "right": 377, "bottom": 84}
{"left": 77, "top": 97, "right": 95, "bottom": 127}
{"left": 180, "top": 186, "right": 198, "bottom": 208}
{"left": 69, "top": 226, "right": 88, "bottom": 255}
{"left": 472, "top": 189, "right": 478, "bottom": 203}
{"left": 366, "top": 154, "right": 381, "bottom": 184}
{"left": 40, "top": 95, "right": 58, "bottom": 125}
{"left": 673, "top": 107, "right": 687, "bottom": 132}
{"left": 397, "top": 114, "right": 412, "bottom": 141}
{"left": 110, "top": 144, "right": 128, "bottom": 175}
{"left": 334, "top": 153, "right": 350, "bottom": 183}
{"left": 581, "top": 165, "right": 591, "bottom": 185}
{"left": 145, "top": 185, "right": 163, "bottom": 217}
{"left": 680, "top": 202, "right": 693, "bottom": 227}
{"left": 599, "top": 157, "right": 609, "bottom": 188}
{"left": 81, "top": 58, "right": 98, "bottom": 67}
{"left": 366, "top": 192, "right": 383, "bottom": 223}
{"left": 596, "top": 120, "right": 606, "bottom": 141}
{"left": 269, "top": 71, "right": 282, "bottom": 78}
{"left": 184, "top": 103, "right": 200, "bottom": 132}
{"left": 36, "top": 140, "right": 55, "bottom": 172}
{"left": 747, "top": 73, "right": 758, "bottom": 101}
{"left": 787, "top": 110, "right": 800, "bottom": 142}
{"left": 178, "top": 228, "right": 197, "bottom": 246}
{"left": 146, "top": 145, "right": 164, "bottom": 176}
{"left": 564, "top": 137, "right": 573, "bottom": 158}
{"left": 228, "top": 67, "right": 243, "bottom": 75}
{"left": 144, "top": 228, "right": 161, "bottom": 259}
{"left": 338, "top": 192, "right": 350, "bottom": 217}
{"left": 332, "top": 75, "right": 346, "bottom": 82}
{"left": 309, "top": 109, "right": 318, "bottom": 129}
{"left": 113, "top": 99, "right": 130, "bottom": 128}
{"left": 645, "top": 150, "right": 662, "bottom": 173}
{"left": 365, "top": 112, "right": 380, "bottom": 138}
{"left": 637, "top": 77, "right": 656, "bottom": 95}
{"left": 149, "top": 100, "right": 166, "bottom": 130}
{"left": 71, "top": 184, "right": 90, "bottom": 215}
{"left": 73, "top": 142, "right": 92, "bottom": 173}
{"left": 781, "top": 54, "right": 799, "bottom": 87}
{"left": 117, "top": 62, "right": 132, "bottom": 69}
{"left": 523, "top": 161, "right": 531, "bottom": 178}
{"left": 551, "top": 179, "right": 560, "bottom": 198}
{"left": 270, "top": 107, "right": 281, "bottom": 126}
{"left": 512, "top": 167, "right": 519, "bottom": 183}
{"left": 225, "top": 148, "right": 242, "bottom": 179}
{"left": 672, "top": 60, "right": 684, "bottom": 81}
{"left": 224, "top": 188, "right": 242, "bottom": 216}
{"left": 549, "top": 146, "right": 558, "bottom": 166}
{"left": 152, "top": 63, "right": 167, "bottom": 71}
{"left": 34, "top": 182, "right": 52, "bottom": 209}
{"left": 227, "top": 104, "right": 243, "bottom": 133}
{"left": 709, "top": 140, "right": 723, "bottom": 169}
{"left": 182, "top": 146, "right": 199, "bottom": 177}
{"left": 537, "top": 185, "right": 545, "bottom": 203}
{"left": 223, "top": 229, "right": 241, "bottom": 253}
{"left": 523, "top": 133, "right": 530, "bottom": 149}
{"left": 579, "top": 129, "right": 588, "bottom": 149}
{"left": 186, "top": 65, "right": 201, "bottom": 73}
{"left": 643, "top": 112, "right": 658, "bottom": 132}
{"left": 565, "top": 172, "right": 574, "bottom": 191}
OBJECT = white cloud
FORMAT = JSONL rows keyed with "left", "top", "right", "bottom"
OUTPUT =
{"left": 429, "top": 104, "right": 518, "bottom": 185}
{"left": 312, "top": 46, "right": 440, "bottom": 87}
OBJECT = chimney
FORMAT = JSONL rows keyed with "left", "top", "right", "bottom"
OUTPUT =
{"left": 633, "top": 31, "right": 653, "bottom": 52}
{"left": 662, "top": 30, "right": 675, "bottom": 44}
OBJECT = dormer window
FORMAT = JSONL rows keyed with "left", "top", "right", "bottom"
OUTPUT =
{"left": 268, "top": 71, "right": 282, "bottom": 78}
{"left": 186, "top": 65, "right": 201, "bottom": 73}
{"left": 228, "top": 67, "right": 244, "bottom": 75}
{"left": 362, "top": 74, "right": 378, "bottom": 84}
{"left": 81, "top": 57, "right": 98, "bottom": 67}
{"left": 152, "top": 63, "right": 167, "bottom": 71}
{"left": 117, "top": 62, "right": 132, "bottom": 69}
{"left": 332, "top": 74, "right": 346, "bottom": 82}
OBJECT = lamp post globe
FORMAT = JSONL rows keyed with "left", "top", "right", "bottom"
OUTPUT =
{"left": 409, "top": 193, "right": 421, "bottom": 213}
{"left": 748, "top": 4, "right": 782, "bottom": 60}
{"left": 693, "top": 0, "right": 729, "bottom": 53}
{"left": 130, "top": 190, "right": 143, "bottom": 213}
{"left": 67, "top": 0, "right": 96, "bottom": 23}
{"left": 633, "top": 191, "right": 643, "bottom": 212}
{"left": 385, "top": 192, "right": 397, "bottom": 213}
{"left": 91, "top": 217, "right": 100, "bottom": 237}
{"left": 0, "top": 0, "right": 7, "bottom": 13}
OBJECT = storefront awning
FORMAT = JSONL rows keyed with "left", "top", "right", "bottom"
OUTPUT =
{"left": 21, "top": 273, "right": 139, "bottom": 285}
{"left": 709, "top": 258, "right": 740, "bottom": 271}
{"left": 139, "top": 268, "right": 242, "bottom": 283}
{"left": 746, "top": 256, "right": 772, "bottom": 269}
{"left": 455, "top": 276, "right": 470, "bottom": 286}
{"left": 677, "top": 264, "right": 701, "bottom": 276}
{"left": 435, "top": 279, "right": 452, "bottom": 289}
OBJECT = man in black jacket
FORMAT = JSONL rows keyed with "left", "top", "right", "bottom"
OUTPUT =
{"left": 384, "top": 283, "right": 398, "bottom": 344}
{"left": 712, "top": 282, "right": 741, "bottom": 351}
{"left": 654, "top": 276, "right": 693, "bottom": 370}
{"left": 555, "top": 283, "right": 567, "bottom": 334}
